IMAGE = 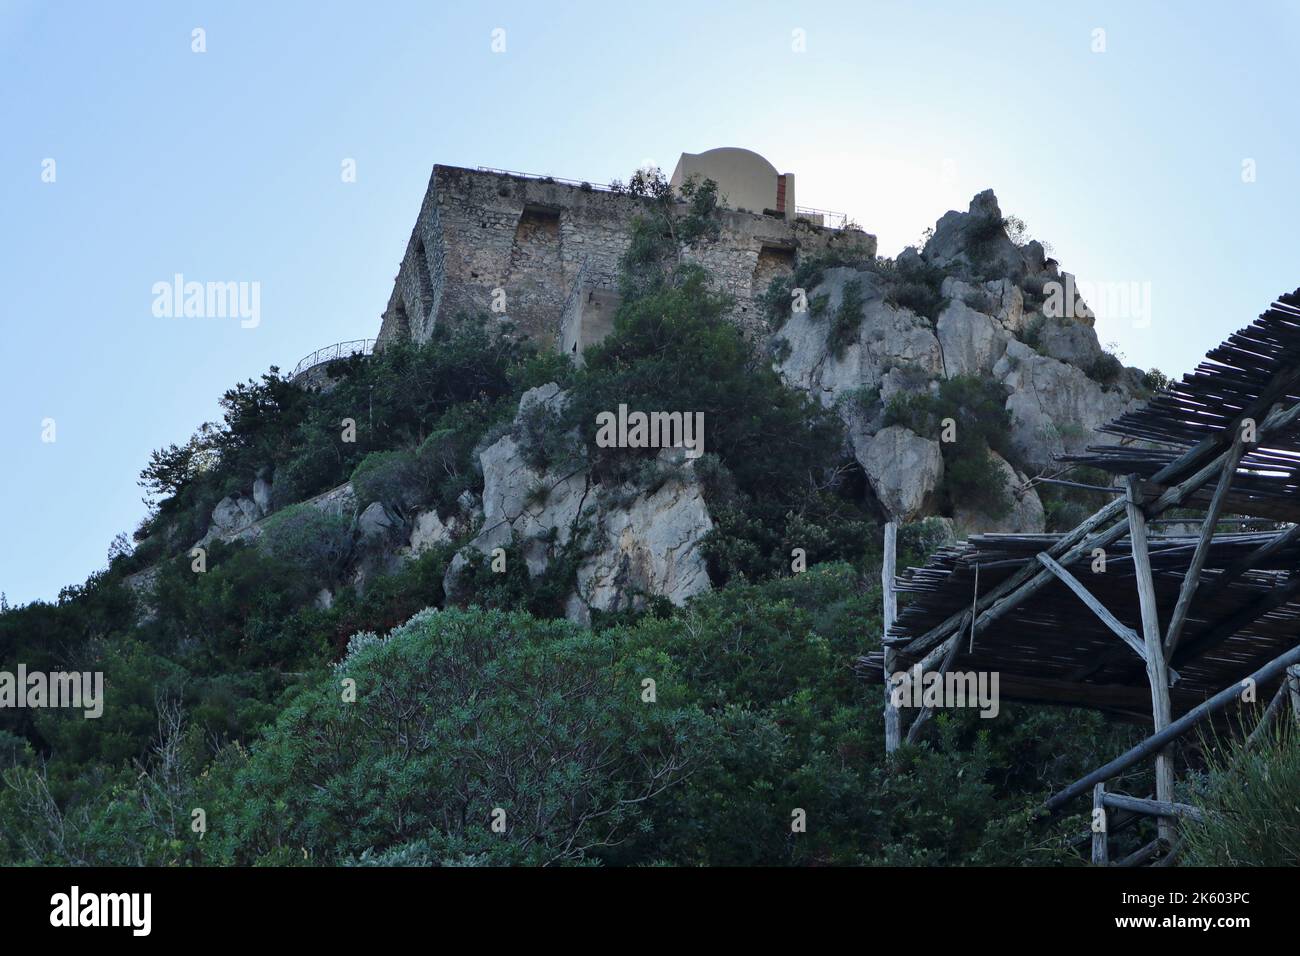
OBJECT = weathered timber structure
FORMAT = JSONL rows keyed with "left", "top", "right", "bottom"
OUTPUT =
{"left": 866, "top": 290, "right": 1300, "bottom": 865}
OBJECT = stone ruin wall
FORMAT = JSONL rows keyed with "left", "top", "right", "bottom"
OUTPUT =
{"left": 376, "top": 165, "right": 877, "bottom": 354}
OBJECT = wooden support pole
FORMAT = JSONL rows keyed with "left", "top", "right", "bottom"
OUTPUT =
{"left": 882, "top": 521, "right": 901, "bottom": 754}
{"left": 1289, "top": 664, "right": 1300, "bottom": 726}
{"left": 1244, "top": 679, "right": 1290, "bottom": 750}
{"left": 1163, "top": 433, "right": 1246, "bottom": 658}
{"left": 1125, "top": 475, "right": 1176, "bottom": 846}
{"left": 1091, "top": 783, "right": 1108, "bottom": 865}
{"left": 905, "top": 614, "right": 963, "bottom": 745}
{"left": 1044, "top": 639, "right": 1300, "bottom": 812}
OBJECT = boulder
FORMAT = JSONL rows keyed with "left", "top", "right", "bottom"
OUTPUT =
{"left": 356, "top": 501, "right": 405, "bottom": 545}
{"left": 209, "top": 495, "right": 259, "bottom": 537}
{"left": 405, "top": 509, "right": 452, "bottom": 557}
{"left": 860, "top": 425, "right": 943, "bottom": 522}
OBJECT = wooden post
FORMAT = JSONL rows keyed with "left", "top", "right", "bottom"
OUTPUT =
{"left": 1125, "top": 476, "right": 1176, "bottom": 846}
{"left": 882, "top": 521, "right": 901, "bottom": 754}
{"left": 1091, "top": 783, "right": 1108, "bottom": 865}
{"left": 1288, "top": 664, "right": 1300, "bottom": 727}
{"left": 1163, "top": 433, "right": 1244, "bottom": 658}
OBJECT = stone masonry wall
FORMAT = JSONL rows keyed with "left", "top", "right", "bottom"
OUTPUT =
{"left": 376, "top": 165, "right": 878, "bottom": 351}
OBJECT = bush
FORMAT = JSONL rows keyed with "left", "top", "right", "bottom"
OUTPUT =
{"left": 259, "top": 505, "right": 352, "bottom": 581}
{"left": 1183, "top": 725, "right": 1300, "bottom": 865}
{"left": 205, "top": 607, "right": 705, "bottom": 865}
{"left": 350, "top": 450, "right": 424, "bottom": 514}
{"left": 885, "top": 376, "right": 1015, "bottom": 516}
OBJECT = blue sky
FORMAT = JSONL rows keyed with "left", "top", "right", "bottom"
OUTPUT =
{"left": 3, "top": 0, "right": 1299, "bottom": 605}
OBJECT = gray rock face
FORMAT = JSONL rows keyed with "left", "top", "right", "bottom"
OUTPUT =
{"left": 936, "top": 299, "right": 1010, "bottom": 378}
{"left": 209, "top": 495, "right": 260, "bottom": 538}
{"left": 445, "top": 385, "right": 714, "bottom": 622}
{"left": 767, "top": 188, "right": 1148, "bottom": 533}
{"left": 923, "top": 189, "right": 1038, "bottom": 282}
{"left": 994, "top": 341, "right": 1140, "bottom": 470}
{"left": 952, "top": 452, "right": 1045, "bottom": 536}
{"left": 1032, "top": 312, "right": 1104, "bottom": 371}
{"left": 941, "top": 276, "right": 1025, "bottom": 334}
{"left": 404, "top": 509, "right": 452, "bottom": 557}
{"left": 775, "top": 267, "right": 943, "bottom": 404}
{"left": 356, "top": 501, "right": 405, "bottom": 545}
{"left": 566, "top": 471, "right": 713, "bottom": 624}
{"left": 252, "top": 471, "right": 273, "bottom": 516}
{"left": 861, "top": 425, "right": 944, "bottom": 522}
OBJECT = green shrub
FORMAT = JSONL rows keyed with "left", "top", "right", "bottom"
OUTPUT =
{"left": 829, "top": 278, "right": 866, "bottom": 357}
{"left": 351, "top": 449, "right": 424, "bottom": 514}
{"left": 885, "top": 375, "right": 1015, "bottom": 516}
{"left": 205, "top": 606, "right": 705, "bottom": 866}
{"left": 259, "top": 504, "right": 352, "bottom": 581}
{"left": 1183, "top": 725, "right": 1300, "bottom": 865}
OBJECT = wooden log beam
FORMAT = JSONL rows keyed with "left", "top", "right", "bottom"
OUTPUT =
{"left": 1163, "top": 433, "right": 1247, "bottom": 658}
{"left": 1043, "top": 639, "right": 1300, "bottom": 812}
{"left": 901, "top": 414, "right": 1296, "bottom": 669}
{"left": 1101, "top": 791, "right": 1206, "bottom": 824}
{"left": 1148, "top": 362, "right": 1300, "bottom": 485}
{"left": 904, "top": 611, "right": 964, "bottom": 745}
{"left": 1125, "top": 475, "right": 1176, "bottom": 846}
{"left": 882, "top": 521, "right": 901, "bottom": 755}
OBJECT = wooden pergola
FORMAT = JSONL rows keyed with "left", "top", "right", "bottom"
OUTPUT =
{"left": 864, "top": 290, "right": 1300, "bottom": 865}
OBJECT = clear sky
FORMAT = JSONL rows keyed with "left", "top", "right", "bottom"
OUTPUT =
{"left": 3, "top": 0, "right": 1299, "bottom": 605}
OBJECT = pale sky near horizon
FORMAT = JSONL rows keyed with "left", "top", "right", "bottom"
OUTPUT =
{"left": 3, "top": 0, "right": 1299, "bottom": 605}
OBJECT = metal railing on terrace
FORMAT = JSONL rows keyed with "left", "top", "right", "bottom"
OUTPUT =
{"left": 475, "top": 167, "right": 855, "bottom": 229}
{"left": 795, "top": 206, "right": 853, "bottom": 230}
{"left": 290, "top": 339, "right": 376, "bottom": 379}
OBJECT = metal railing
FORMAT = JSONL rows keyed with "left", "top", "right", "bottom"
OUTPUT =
{"left": 475, "top": 166, "right": 618, "bottom": 192}
{"left": 475, "top": 167, "right": 857, "bottom": 229}
{"left": 290, "top": 338, "right": 376, "bottom": 379}
{"left": 795, "top": 206, "right": 853, "bottom": 230}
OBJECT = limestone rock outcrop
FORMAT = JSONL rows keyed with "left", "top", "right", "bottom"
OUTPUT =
{"left": 445, "top": 384, "right": 713, "bottom": 622}
{"left": 771, "top": 189, "right": 1148, "bottom": 535}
